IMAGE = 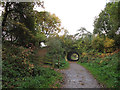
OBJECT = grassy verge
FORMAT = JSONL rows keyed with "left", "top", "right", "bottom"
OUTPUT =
{"left": 78, "top": 62, "right": 106, "bottom": 87}
{"left": 3, "top": 67, "right": 63, "bottom": 88}
{"left": 42, "top": 55, "right": 70, "bottom": 70}
{"left": 17, "top": 67, "right": 63, "bottom": 88}
{"left": 59, "top": 60, "right": 70, "bottom": 69}
{"left": 78, "top": 52, "right": 120, "bottom": 88}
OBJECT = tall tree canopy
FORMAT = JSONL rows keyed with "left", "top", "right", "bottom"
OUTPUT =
{"left": 74, "top": 27, "right": 92, "bottom": 39}
{"left": 35, "top": 11, "right": 62, "bottom": 37}
{"left": 1, "top": 2, "right": 43, "bottom": 46}
{"left": 93, "top": 2, "right": 120, "bottom": 47}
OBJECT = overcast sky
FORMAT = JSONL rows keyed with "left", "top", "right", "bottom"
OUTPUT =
{"left": 0, "top": 0, "right": 108, "bottom": 35}
{"left": 35, "top": 0, "right": 108, "bottom": 35}
{"left": 0, "top": 1, "right": 108, "bottom": 35}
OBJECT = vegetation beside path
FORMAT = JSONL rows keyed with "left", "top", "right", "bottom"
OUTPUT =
{"left": 2, "top": 43, "right": 65, "bottom": 88}
{"left": 78, "top": 50, "right": 120, "bottom": 88}
{"left": 1, "top": 1, "right": 120, "bottom": 89}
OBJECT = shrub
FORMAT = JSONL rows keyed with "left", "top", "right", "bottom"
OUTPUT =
{"left": 2, "top": 43, "right": 62, "bottom": 88}
{"left": 104, "top": 37, "right": 115, "bottom": 52}
{"left": 91, "top": 35, "right": 104, "bottom": 52}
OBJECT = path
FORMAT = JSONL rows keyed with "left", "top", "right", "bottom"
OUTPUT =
{"left": 60, "top": 62, "right": 100, "bottom": 88}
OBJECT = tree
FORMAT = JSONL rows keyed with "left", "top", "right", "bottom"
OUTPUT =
{"left": 46, "top": 36, "right": 64, "bottom": 68}
{"left": 35, "top": 30, "right": 46, "bottom": 46}
{"left": 75, "top": 27, "right": 91, "bottom": 39}
{"left": 72, "top": 27, "right": 93, "bottom": 52}
{"left": 104, "top": 37, "right": 114, "bottom": 52}
{"left": 93, "top": 2, "right": 120, "bottom": 48}
{"left": 94, "top": 2, "right": 118, "bottom": 36}
{"left": 35, "top": 11, "right": 61, "bottom": 37}
{"left": 91, "top": 35, "right": 104, "bottom": 52}
{"left": 1, "top": 2, "right": 43, "bottom": 46}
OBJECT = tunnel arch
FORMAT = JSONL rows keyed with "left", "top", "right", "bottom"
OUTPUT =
{"left": 67, "top": 51, "right": 79, "bottom": 61}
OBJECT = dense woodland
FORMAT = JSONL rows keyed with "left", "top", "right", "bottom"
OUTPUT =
{"left": 1, "top": 1, "right": 120, "bottom": 88}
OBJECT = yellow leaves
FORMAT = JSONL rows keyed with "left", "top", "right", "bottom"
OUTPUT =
{"left": 37, "top": 11, "right": 62, "bottom": 35}
{"left": 104, "top": 37, "right": 114, "bottom": 52}
{"left": 104, "top": 37, "right": 114, "bottom": 48}
{"left": 100, "top": 60, "right": 103, "bottom": 63}
{"left": 99, "top": 53, "right": 112, "bottom": 58}
{"left": 98, "top": 49, "right": 120, "bottom": 58}
{"left": 52, "top": 13, "right": 61, "bottom": 23}
{"left": 82, "top": 52, "right": 87, "bottom": 56}
{"left": 100, "top": 53, "right": 106, "bottom": 58}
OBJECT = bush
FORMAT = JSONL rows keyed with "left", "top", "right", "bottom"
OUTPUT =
{"left": 91, "top": 35, "right": 104, "bottom": 52}
{"left": 2, "top": 43, "right": 62, "bottom": 88}
{"left": 104, "top": 37, "right": 114, "bottom": 52}
{"left": 46, "top": 37, "right": 65, "bottom": 68}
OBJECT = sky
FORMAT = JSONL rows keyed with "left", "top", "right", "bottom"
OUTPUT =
{"left": 0, "top": 0, "right": 108, "bottom": 35}
{"left": 35, "top": 0, "right": 108, "bottom": 35}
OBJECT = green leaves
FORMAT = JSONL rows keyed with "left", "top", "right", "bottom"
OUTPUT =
{"left": 93, "top": 2, "right": 120, "bottom": 48}
{"left": 2, "top": 2, "right": 45, "bottom": 46}
{"left": 18, "top": 68, "right": 60, "bottom": 88}
{"left": 35, "top": 11, "right": 62, "bottom": 37}
{"left": 91, "top": 35, "right": 104, "bottom": 52}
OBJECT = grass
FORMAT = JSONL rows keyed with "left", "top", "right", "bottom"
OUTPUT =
{"left": 17, "top": 67, "right": 63, "bottom": 88}
{"left": 43, "top": 54, "right": 70, "bottom": 69}
{"left": 78, "top": 52, "right": 120, "bottom": 88}
{"left": 71, "top": 56, "right": 78, "bottom": 60}
{"left": 3, "top": 65, "right": 63, "bottom": 88}
{"left": 78, "top": 62, "right": 106, "bottom": 87}
{"left": 58, "top": 60, "right": 70, "bottom": 69}
{"left": 71, "top": 53, "right": 78, "bottom": 60}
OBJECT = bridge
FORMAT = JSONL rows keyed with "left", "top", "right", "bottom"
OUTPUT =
{"left": 66, "top": 51, "right": 79, "bottom": 61}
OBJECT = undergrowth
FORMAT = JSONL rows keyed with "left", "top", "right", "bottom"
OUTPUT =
{"left": 78, "top": 52, "right": 120, "bottom": 88}
{"left": 42, "top": 53, "right": 69, "bottom": 69}
{"left": 2, "top": 42, "right": 62, "bottom": 88}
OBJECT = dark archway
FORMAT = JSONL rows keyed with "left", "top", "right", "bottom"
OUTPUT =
{"left": 67, "top": 51, "right": 79, "bottom": 61}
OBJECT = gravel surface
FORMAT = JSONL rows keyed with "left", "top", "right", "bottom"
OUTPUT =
{"left": 60, "top": 62, "right": 100, "bottom": 88}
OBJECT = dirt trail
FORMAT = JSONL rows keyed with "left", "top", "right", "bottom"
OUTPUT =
{"left": 60, "top": 62, "right": 100, "bottom": 88}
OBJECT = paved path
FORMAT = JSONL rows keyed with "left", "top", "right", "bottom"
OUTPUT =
{"left": 60, "top": 62, "right": 100, "bottom": 88}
